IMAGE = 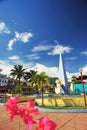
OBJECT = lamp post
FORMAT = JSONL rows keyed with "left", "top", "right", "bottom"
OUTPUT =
{"left": 80, "top": 69, "right": 86, "bottom": 106}
{"left": 42, "top": 80, "right": 46, "bottom": 106}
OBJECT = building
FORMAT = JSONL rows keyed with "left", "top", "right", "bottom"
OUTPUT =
{"left": 70, "top": 74, "right": 87, "bottom": 94}
{"left": 0, "top": 74, "right": 8, "bottom": 92}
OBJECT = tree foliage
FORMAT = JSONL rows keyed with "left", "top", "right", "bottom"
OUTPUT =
{"left": 10, "top": 64, "right": 26, "bottom": 82}
{"left": 9, "top": 65, "right": 51, "bottom": 94}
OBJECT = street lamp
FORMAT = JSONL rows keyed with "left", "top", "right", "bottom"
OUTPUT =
{"left": 42, "top": 80, "right": 46, "bottom": 106}
{"left": 80, "top": 69, "right": 86, "bottom": 106}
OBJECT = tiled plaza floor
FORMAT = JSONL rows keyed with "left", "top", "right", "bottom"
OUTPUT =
{"left": 0, "top": 104, "right": 87, "bottom": 130}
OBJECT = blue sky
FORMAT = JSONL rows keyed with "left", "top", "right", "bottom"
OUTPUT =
{"left": 0, "top": 0, "right": 87, "bottom": 78}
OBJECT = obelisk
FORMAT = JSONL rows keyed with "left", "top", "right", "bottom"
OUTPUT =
{"left": 58, "top": 53, "right": 69, "bottom": 94}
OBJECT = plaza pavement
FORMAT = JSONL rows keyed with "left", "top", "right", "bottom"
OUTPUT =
{"left": 0, "top": 103, "right": 87, "bottom": 130}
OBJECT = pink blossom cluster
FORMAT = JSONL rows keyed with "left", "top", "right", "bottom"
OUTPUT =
{"left": 5, "top": 96, "right": 57, "bottom": 130}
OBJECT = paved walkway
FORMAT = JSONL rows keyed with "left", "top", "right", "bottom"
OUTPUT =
{"left": 0, "top": 104, "right": 87, "bottom": 130}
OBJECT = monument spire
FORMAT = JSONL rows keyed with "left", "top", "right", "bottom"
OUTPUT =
{"left": 58, "top": 53, "right": 69, "bottom": 94}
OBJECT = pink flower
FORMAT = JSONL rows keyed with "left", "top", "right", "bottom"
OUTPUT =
{"left": 23, "top": 115, "right": 33, "bottom": 130}
{"left": 18, "top": 105, "right": 25, "bottom": 118}
{"left": 18, "top": 100, "right": 39, "bottom": 130}
{"left": 5, "top": 96, "right": 20, "bottom": 121}
{"left": 5, "top": 96, "right": 57, "bottom": 130}
{"left": 25, "top": 100, "right": 40, "bottom": 115}
{"left": 36, "top": 115, "right": 57, "bottom": 130}
{"left": 18, "top": 100, "right": 39, "bottom": 120}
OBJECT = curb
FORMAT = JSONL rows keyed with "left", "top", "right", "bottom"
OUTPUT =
{"left": 38, "top": 107, "right": 87, "bottom": 113}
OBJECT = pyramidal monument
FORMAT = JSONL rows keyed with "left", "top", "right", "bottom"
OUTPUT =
{"left": 58, "top": 53, "right": 69, "bottom": 94}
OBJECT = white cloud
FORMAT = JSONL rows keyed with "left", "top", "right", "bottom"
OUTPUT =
{"left": 80, "top": 51, "right": 87, "bottom": 55}
{"left": 65, "top": 57, "right": 78, "bottom": 60}
{"left": 0, "top": 22, "right": 10, "bottom": 34}
{"left": 8, "top": 57, "right": 25, "bottom": 65}
{"left": 15, "top": 32, "right": 33, "bottom": 43}
{"left": 31, "top": 63, "right": 58, "bottom": 77}
{"left": 66, "top": 71, "right": 79, "bottom": 82}
{"left": 0, "top": 60, "right": 13, "bottom": 76}
{"left": 0, "top": 60, "right": 34, "bottom": 76}
{"left": 0, "top": 60, "right": 59, "bottom": 78}
{"left": 7, "top": 38, "right": 17, "bottom": 50}
{"left": 48, "top": 44, "right": 73, "bottom": 55}
{"left": 25, "top": 54, "right": 40, "bottom": 60}
{"left": 27, "top": 63, "right": 78, "bottom": 79}
{"left": 32, "top": 45, "right": 53, "bottom": 52}
{"left": 7, "top": 32, "right": 33, "bottom": 50}
{"left": 79, "top": 65, "right": 87, "bottom": 75}
{"left": 8, "top": 55, "right": 20, "bottom": 60}
{"left": 32, "top": 41, "right": 72, "bottom": 56}
{"left": 0, "top": 59, "right": 81, "bottom": 80}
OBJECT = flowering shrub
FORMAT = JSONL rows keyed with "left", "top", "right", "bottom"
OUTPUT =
{"left": 5, "top": 96, "right": 57, "bottom": 130}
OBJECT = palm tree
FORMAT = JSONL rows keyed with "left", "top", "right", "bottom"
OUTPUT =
{"left": 36, "top": 72, "right": 50, "bottom": 92}
{"left": 29, "top": 70, "right": 37, "bottom": 78}
{"left": 10, "top": 64, "right": 26, "bottom": 82}
{"left": 24, "top": 70, "right": 50, "bottom": 93}
{"left": 27, "top": 70, "right": 38, "bottom": 86}
{"left": 23, "top": 71, "right": 31, "bottom": 82}
{"left": 23, "top": 70, "right": 38, "bottom": 92}
{"left": 10, "top": 64, "right": 26, "bottom": 94}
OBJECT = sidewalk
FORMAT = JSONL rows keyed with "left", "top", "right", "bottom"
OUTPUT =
{"left": 0, "top": 104, "right": 87, "bottom": 130}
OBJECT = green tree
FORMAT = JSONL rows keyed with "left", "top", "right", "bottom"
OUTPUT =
{"left": 71, "top": 75, "right": 77, "bottom": 84}
{"left": 10, "top": 64, "right": 26, "bottom": 94}
{"left": 10, "top": 64, "right": 26, "bottom": 82}
{"left": 24, "top": 71, "right": 50, "bottom": 93}
{"left": 27, "top": 70, "right": 37, "bottom": 86}
{"left": 23, "top": 71, "right": 31, "bottom": 82}
{"left": 36, "top": 72, "right": 50, "bottom": 92}
{"left": 23, "top": 70, "right": 38, "bottom": 93}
